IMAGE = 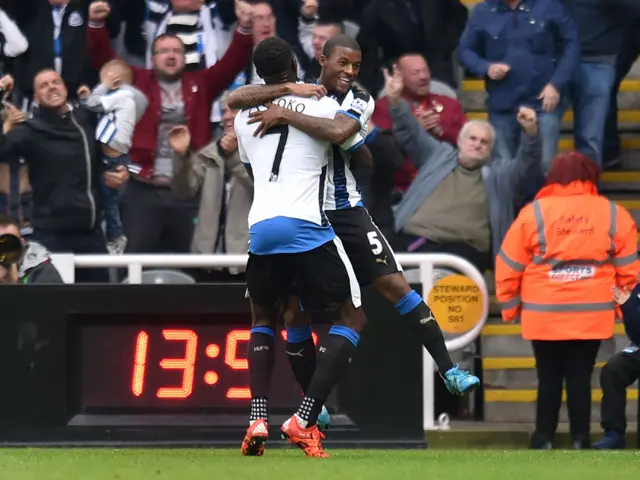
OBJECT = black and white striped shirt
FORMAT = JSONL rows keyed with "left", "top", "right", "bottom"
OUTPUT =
{"left": 164, "top": 10, "right": 205, "bottom": 72}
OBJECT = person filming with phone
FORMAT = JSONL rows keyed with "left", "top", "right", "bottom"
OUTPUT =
{"left": 0, "top": 72, "right": 129, "bottom": 283}
{"left": 0, "top": 215, "right": 63, "bottom": 284}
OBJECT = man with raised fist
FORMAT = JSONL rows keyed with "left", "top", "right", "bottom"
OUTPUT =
{"left": 385, "top": 63, "right": 542, "bottom": 273}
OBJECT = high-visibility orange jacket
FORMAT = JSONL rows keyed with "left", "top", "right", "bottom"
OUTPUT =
{"left": 495, "top": 181, "right": 639, "bottom": 341}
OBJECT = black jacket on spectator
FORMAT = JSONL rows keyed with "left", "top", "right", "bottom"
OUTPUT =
{"left": 357, "top": 0, "right": 467, "bottom": 95}
{"left": 1, "top": 0, "right": 120, "bottom": 100}
{"left": 0, "top": 104, "right": 101, "bottom": 234}
{"left": 561, "top": 0, "right": 640, "bottom": 57}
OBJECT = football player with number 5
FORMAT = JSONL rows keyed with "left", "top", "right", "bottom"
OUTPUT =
{"left": 230, "top": 35, "right": 480, "bottom": 404}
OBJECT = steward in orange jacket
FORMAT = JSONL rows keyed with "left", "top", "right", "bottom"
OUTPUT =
{"left": 496, "top": 155, "right": 639, "bottom": 341}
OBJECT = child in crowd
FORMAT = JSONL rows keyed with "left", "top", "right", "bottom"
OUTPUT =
{"left": 592, "top": 284, "right": 640, "bottom": 449}
{"left": 79, "top": 60, "right": 148, "bottom": 254}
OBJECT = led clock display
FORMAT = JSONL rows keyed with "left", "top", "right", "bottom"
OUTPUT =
{"left": 0, "top": 284, "right": 425, "bottom": 447}
{"left": 78, "top": 321, "right": 334, "bottom": 411}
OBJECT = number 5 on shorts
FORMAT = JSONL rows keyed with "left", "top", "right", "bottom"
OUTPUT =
{"left": 367, "top": 231, "right": 383, "bottom": 255}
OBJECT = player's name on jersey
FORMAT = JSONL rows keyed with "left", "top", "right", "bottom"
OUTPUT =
{"left": 249, "top": 97, "right": 309, "bottom": 115}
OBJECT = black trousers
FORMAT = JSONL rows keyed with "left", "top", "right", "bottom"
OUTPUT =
{"left": 603, "top": 25, "right": 640, "bottom": 163}
{"left": 30, "top": 228, "right": 109, "bottom": 283}
{"left": 121, "top": 179, "right": 199, "bottom": 254}
{"left": 600, "top": 347, "right": 640, "bottom": 434}
{"left": 395, "top": 234, "right": 492, "bottom": 273}
{"left": 532, "top": 339, "right": 601, "bottom": 442}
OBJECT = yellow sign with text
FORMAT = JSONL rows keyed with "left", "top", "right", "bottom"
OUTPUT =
{"left": 427, "top": 274, "right": 484, "bottom": 334}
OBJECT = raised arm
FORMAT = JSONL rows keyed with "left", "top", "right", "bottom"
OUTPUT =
{"left": 499, "top": 107, "right": 541, "bottom": 187}
{"left": 87, "top": 2, "right": 141, "bottom": 75}
{"left": 384, "top": 68, "right": 445, "bottom": 169}
{"left": 84, "top": 83, "right": 111, "bottom": 113}
{"left": 203, "top": 27, "right": 254, "bottom": 104}
{"left": 0, "top": 8, "right": 28, "bottom": 57}
{"left": 227, "top": 82, "right": 327, "bottom": 110}
{"left": 0, "top": 78, "right": 29, "bottom": 160}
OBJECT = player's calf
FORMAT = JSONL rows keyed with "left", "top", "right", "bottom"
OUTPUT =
{"left": 242, "top": 300, "right": 279, "bottom": 455}
{"left": 286, "top": 314, "right": 362, "bottom": 456}
{"left": 375, "top": 274, "right": 480, "bottom": 394}
{"left": 283, "top": 297, "right": 317, "bottom": 394}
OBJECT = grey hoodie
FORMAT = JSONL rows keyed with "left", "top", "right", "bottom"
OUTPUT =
{"left": 86, "top": 84, "right": 149, "bottom": 155}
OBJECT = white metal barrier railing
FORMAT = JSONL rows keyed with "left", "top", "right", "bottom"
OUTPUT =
{"left": 50, "top": 253, "right": 489, "bottom": 431}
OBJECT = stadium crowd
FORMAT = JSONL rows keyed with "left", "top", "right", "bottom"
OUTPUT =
{"left": 0, "top": 0, "right": 638, "bottom": 452}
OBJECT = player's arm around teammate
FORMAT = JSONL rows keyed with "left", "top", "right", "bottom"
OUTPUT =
{"left": 247, "top": 100, "right": 361, "bottom": 145}
{"left": 226, "top": 82, "right": 327, "bottom": 110}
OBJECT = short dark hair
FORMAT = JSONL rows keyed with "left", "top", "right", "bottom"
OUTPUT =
{"left": 0, "top": 215, "right": 19, "bottom": 230}
{"left": 152, "top": 34, "right": 184, "bottom": 55}
{"left": 253, "top": 36, "right": 294, "bottom": 83}
{"left": 245, "top": 0, "right": 273, "bottom": 9}
{"left": 322, "top": 34, "right": 360, "bottom": 58}
{"left": 315, "top": 19, "right": 345, "bottom": 33}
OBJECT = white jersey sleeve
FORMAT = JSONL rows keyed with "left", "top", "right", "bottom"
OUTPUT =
{"left": 338, "top": 88, "right": 376, "bottom": 152}
{"left": 325, "top": 87, "right": 376, "bottom": 211}
{"left": 234, "top": 94, "right": 341, "bottom": 254}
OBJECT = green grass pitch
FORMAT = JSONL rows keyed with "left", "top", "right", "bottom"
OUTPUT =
{"left": 0, "top": 449, "right": 639, "bottom": 479}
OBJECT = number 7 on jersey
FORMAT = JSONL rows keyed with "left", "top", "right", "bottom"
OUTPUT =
{"left": 265, "top": 125, "right": 289, "bottom": 182}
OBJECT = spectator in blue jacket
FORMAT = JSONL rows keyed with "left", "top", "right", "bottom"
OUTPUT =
{"left": 593, "top": 284, "right": 640, "bottom": 450}
{"left": 458, "top": 0, "right": 579, "bottom": 176}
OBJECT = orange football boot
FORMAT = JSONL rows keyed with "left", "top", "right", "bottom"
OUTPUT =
{"left": 241, "top": 418, "right": 269, "bottom": 456}
{"left": 281, "top": 415, "right": 329, "bottom": 458}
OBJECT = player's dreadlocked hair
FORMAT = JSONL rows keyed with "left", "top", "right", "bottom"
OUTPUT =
{"left": 253, "top": 36, "right": 296, "bottom": 84}
{"left": 322, "top": 34, "right": 360, "bottom": 58}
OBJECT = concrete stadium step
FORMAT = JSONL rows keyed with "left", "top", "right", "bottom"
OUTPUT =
{"left": 557, "top": 134, "right": 640, "bottom": 152}
{"left": 460, "top": 80, "right": 640, "bottom": 112}
{"left": 601, "top": 171, "right": 640, "bottom": 192}
{"left": 428, "top": 421, "right": 639, "bottom": 449}
{"left": 484, "top": 390, "right": 638, "bottom": 423}
{"left": 483, "top": 358, "right": 639, "bottom": 389}
{"left": 480, "top": 324, "right": 638, "bottom": 422}
{"left": 614, "top": 153, "right": 640, "bottom": 171}
{"left": 481, "top": 324, "right": 627, "bottom": 358}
